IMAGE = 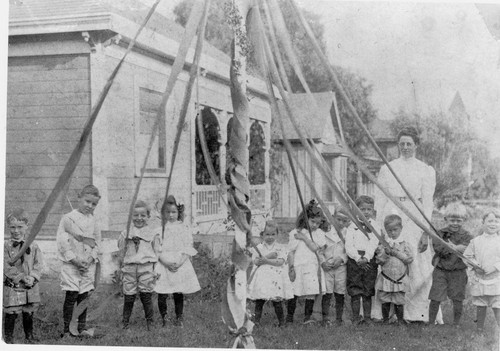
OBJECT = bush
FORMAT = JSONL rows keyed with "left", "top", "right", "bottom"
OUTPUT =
{"left": 192, "top": 243, "right": 232, "bottom": 301}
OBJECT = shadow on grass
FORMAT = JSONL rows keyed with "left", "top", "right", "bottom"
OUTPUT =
{"left": 6, "top": 279, "right": 499, "bottom": 350}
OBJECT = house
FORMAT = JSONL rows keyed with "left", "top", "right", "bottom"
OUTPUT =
{"left": 354, "top": 118, "right": 398, "bottom": 198}
{"left": 6, "top": 0, "right": 272, "bottom": 277}
{"left": 270, "top": 92, "right": 347, "bottom": 222}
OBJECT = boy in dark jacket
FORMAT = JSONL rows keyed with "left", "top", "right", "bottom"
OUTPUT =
{"left": 3, "top": 209, "right": 43, "bottom": 344}
{"left": 428, "top": 202, "right": 472, "bottom": 325}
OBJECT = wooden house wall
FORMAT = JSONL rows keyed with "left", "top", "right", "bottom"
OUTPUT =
{"left": 94, "top": 43, "right": 271, "bottom": 233}
{"left": 90, "top": 44, "right": 192, "bottom": 232}
{"left": 6, "top": 53, "right": 92, "bottom": 238}
{"left": 274, "top": 145, "right": 316, "bottom": 218}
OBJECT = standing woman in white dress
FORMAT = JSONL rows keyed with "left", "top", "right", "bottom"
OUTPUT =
{"left": 374, "top": 126, "right": 441, "bottom": 323}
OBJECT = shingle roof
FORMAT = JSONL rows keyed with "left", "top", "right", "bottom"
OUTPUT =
{"left": 271, "top": 92, "right": 335, "bottom": 140}
{"left": 9, "top": 0, "right": 230, "bottom": 65}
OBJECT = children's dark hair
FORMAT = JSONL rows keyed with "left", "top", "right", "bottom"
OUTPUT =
{"left": 161, "top": 195, "right": 185, "bottom": 222}
{"left": 355, "top": 195, "right": 374, "bottom": 208}
{"left": 296, "top": 199, "right": 325, "bottom": 230}
{"left": 6, "top": 208, "right": 29, "bottom": 225}
{"left": 384, "top": 214, "right": 403, "bottom": 228}
{"left": 397, "top": 126, "right": 420, "bottom": 145}
{"left": 79, "top": 185, "right": 101, "bottom": 198}
{"left": 134, "top": 200, "right": 151, "bottom": 216}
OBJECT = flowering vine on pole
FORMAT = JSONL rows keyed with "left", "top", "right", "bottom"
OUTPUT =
{"left": 220, "top": 0, "right": 257, "bottom": 348}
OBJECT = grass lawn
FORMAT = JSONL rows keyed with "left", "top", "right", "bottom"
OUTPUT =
{"left": 5, "top": 278, "right": 499, "bottom": 350}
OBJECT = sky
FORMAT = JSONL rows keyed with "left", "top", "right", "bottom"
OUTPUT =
{"left": 2, "top": 0, "right": 500, "bottom": 160}
{"left": 151, "top": 0, "right": 500, "bottom": 157}
{"left": 295, "top": 0, "right": 500, "bottom": 158}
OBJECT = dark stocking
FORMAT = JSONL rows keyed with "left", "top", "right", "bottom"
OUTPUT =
{"left": 452, "top": 300, "right": 463, "bottom": 325}
{"left": 273, "top": 301, "right": 284, "bottom": 326}
{"left": 4, "top": 313, "right": 17, "bottom": 344}
{"left": 122, "top": 294, "right": 136, "bottom": 327}
{"left": 321, "top": 293, "right": 332, "bottom": 320}
{"left": 334, "top": 293, "right": 344, "bottom": 322}
{"left": 351, "top": 295, "right": 361, "bottom": 322}
{"left": 62, "top": 291, "right": 79, "bottom": 334}
{"left": 254, "top": 299, "right": 265, "bottom": 323}
{"left": 428, "top": 300, "right": 440, "bottom": 325}
{"left": 286, "top": 296, "right": 297, "bottom": 323}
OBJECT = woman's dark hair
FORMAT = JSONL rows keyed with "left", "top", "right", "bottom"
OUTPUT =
{"left": 161, "top": 195, "right": 185, "bottom": 222}
{"left": 397, "top": 126, "right": 420, "bottom": 145}
{"left": 296, "top": 199, "right": 325, "bottom": 230}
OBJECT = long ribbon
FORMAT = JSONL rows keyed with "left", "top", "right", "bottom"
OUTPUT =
{"left": 125, "top": 0, "right": 206, "bottom": 244}
{"left": 258, "top": 4, "right": 385, "bottom": 247}
{"left": 286, "top": 0, "right": 439, "bottom": 236}
{"left": 162, "top": 0, "right": 218, "bottom": 233}
{"left": 9, "top": 0, "right": 163, "bottom": 265}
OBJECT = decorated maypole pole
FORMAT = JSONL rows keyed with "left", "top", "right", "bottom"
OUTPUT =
{"left": 221, "top": 0, "right": 256, "bottom": 348}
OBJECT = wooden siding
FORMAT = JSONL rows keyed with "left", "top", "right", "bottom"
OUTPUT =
{"left": 6, "top": 54, "right": 91, "bottom": 238}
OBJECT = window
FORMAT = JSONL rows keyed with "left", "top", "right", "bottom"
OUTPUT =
{"left": 137, "top": 87, "right": 166, "bottom": 173}
{"left": 249, "top": 120, "right": 266, "bottom": 185}
{"left": 322, "top": 155, "right": 335, "bottom": 202}
{"left": 195, "top": 107, "right": 221, "bottom": 185}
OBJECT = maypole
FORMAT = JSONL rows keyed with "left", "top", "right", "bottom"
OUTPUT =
{"left": 220, "top": 0, "right": 256, "bottom": 348}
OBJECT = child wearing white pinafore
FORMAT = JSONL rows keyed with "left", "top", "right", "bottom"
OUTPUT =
{"left": 154, "top": 196, "right": 200, "bottom": 327}
{"left": 286, "top": 200, "right": 327, "bottom": 325}
{"left": 248, "top": 220, "right": 293, "bottom": 327}
{"left": 464, "top": 208, "right": 500, "bottom": 333}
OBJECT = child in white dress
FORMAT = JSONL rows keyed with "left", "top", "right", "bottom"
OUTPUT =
{"left": 154, "top": 196, "right": 200, "bottom": 327}
{"left": 464, "top": 208, "right": 500, "bottom": 333}
{"left": 286, "top": 200, "right": 327, "bottom": 325}
{"left": 248, "top": 220, "right": 293, "bottom": 327}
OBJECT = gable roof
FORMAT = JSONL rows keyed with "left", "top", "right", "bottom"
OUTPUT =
{"left": 271, "top": 92, "right": 340, "bottom": 143}
{"left": 9, "top": 0, "right": 229, "bottom": 65}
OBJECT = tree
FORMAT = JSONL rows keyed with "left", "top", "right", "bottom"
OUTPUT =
{"left": 174, "top": 0, "right": 377, "bottom": 154}
{"left": 390, "top": 109, "right": 497, "bottom": 206}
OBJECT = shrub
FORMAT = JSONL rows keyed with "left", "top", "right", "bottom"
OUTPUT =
{"left": 192, "top": 243, "right": 232, "bottom": 301}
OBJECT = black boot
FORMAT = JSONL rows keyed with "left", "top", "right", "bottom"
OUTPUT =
{"left": 286, "top": 296, "right": 297, "bottom": 324}
{"left": 428, "top": 300, "right": 440, "bottom": 325}
{"left": 351, "top": 295, "right": 361, "bottom": 324}
{"left": 321, "top": 293, "right": 332, "bottom": 324}
{"left": 22, "top": 312, "right": 39, "bottom": 343}
{"left": 273, "top": 301, "right": 284, "bottom": 327}
{"left": 362, "top": 296, "right": 372, "bottom": 322}
{"left": 173, "top": 293, "right": 184, "bottom": 327}
{"left": 122, "top": 294, "right": 136, "bottom": 329}
{"left": 395, "top": 304, "right": 404, "bottom": 324}
{"left": 254, "top": 300, "right": 265, "bottom": 325}
{"left": 4, "top": 313, "right": 17, "bottom": 344}
{"left": 452, "top": 300, "right": 463, "bottom": 325}
{"left": 334, "top": 293, "right": 345, "bottom": 324}
{"left": 76, "top": 292, "right": 89, "bottom": 333}
{"left": 62, "top": 291, "right": 78, "bottom": 335}
{"left": 139, "top": 292, "right": 154, "bottom": 330}
{"left": 157, "top": 294, "right": 168, "bottom": 327}
{"left": 382, "top": 303, "right": 391, "bottom": 322}
{"left": 303, "top": 299, "right": 315, "bottom": 324}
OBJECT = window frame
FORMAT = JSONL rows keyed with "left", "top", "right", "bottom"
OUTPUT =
{"left": 133, "top": 77, "right": 168, "bottom": 178}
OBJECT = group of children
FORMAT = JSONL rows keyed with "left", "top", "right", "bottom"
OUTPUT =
{"left": 247, "top": 196, "right": 500, "bottom": 334}
{"left": 3, "top": 185, "right": 200, "bottom": 343}
{"left": 3, "top": 184, "right": 500, "bottom": 343}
